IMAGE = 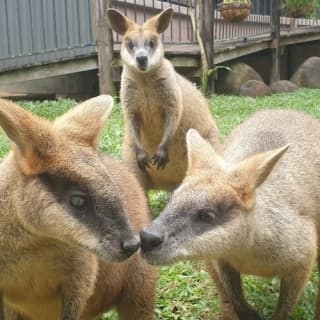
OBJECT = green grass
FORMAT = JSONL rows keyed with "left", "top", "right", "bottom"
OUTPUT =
{"left": 2, "top": 88, "right": 320, "bottom": 319}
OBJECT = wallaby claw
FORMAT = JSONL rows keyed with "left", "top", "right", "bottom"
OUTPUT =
{"left": 136, "top": 149, "right": 151, "bottom": 170}
{"left": 152, "top": 147, "right": 169, "bottom": 170}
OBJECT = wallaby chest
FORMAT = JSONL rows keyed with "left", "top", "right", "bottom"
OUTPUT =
{"left": 2, "top": 241, "right": 88, "bottom": 319}
{"left": 122, "top": 65, "right": 179, "bottom": 120}
{"left": 2, "top": 249, "right": 62, "bottom": 317}
{"left": 1, "top": 241, "right": 68, "bottom": 288}
{"left": 123, "top": 81, "right": 166, "bottom": 150}
{"left": 123, "top": 77, "right": 169, "bottom": 120}
{"left": 227, "top": 252, "right": 282, "bottom": 277}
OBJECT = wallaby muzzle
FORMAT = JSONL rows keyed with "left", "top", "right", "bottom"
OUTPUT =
{"left": 136, "top": 51, "right": 149, "bottom": 71}
{"left": 120, "top": 235, "right": 140, "bottom": 257}
{"left": 140, "top": 225, "right": 164, "bottom": 252}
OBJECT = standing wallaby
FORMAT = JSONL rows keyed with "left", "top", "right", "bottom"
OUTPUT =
{"left": 0, "top": 96, "right": 157, "bottom": 320}
{"left": 140, "top": 109, "right": 320, "bottom": 320}
{"left": 107, "top": 8, "right": 220, "bottom": 190}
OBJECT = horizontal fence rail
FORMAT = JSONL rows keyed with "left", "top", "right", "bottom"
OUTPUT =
{"left": 0, "top": 0, "right": 319, "bottom": 73}
{"left": 110, "top": 0, "right": 197, "bottom": 44}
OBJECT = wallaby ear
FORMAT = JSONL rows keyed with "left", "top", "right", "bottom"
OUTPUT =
{"left": 0, "top": 99, "right": 56, "bottom": 175}
{"left": 145, "top": 8, "right": 173, "bottom": 34}
{"left": 107, "top": 9, "right": 134, "bottom": 35}
{"left": 231, "top": 145, "right": 289, "bottom": 195}
{"left": 186, "top": 129, "right": 224, "bottom": 171}
{"left": 54, "top": 95, "right": 114, "bottom": 149}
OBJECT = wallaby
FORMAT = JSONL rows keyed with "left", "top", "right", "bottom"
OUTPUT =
{"left": 140, "top": 109, "right": 320, "bottom": 320}
{"left": 107, "top": 8, "right": 220, "bottom": 190}
{"left": 0, "top": 96, "right": 157, "bottom": 320}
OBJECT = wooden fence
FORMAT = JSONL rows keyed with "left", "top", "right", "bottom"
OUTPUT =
{"left": 0, "top": 0, "right": 319, "bottom": 94}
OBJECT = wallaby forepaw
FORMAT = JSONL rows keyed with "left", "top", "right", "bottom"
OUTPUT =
{"left": 136, "top": 149, "right": 151, "bottom": 170}
{"left": 152, "top": 147, "right": 169, "bottom": 170}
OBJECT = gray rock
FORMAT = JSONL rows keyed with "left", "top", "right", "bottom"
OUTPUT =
{"left": 270, "top": 80, "right": 299, "bottom": 93}
{"left": 291, "top": 57, "right": 320, "bottom": 89}
{"left": 239, "top": 80, "right": 272, "bottom": 98}
{"left": 217, "top": 63, "right": 264, "bottom": 95}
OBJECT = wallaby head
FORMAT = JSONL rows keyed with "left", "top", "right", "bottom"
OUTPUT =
{"left": 140, "top": 129, "right": 288, "bottom": 265}
{"left": 0, "top": 96, "right": 140, "bottom": 262}
{"left": 107, "top": 8, "right": 173, "bottom": 73}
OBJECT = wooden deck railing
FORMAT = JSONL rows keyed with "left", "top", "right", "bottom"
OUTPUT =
{"left": 95, "top": 0, "right": 319, "bottom": 93}
{"left": 1, "top": 0, "right": 318, "bottom": 94}
{"left": 110, "top": 0, "right": 320, "bottom": 44}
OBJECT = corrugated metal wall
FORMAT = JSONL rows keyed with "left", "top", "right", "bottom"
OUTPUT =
{"left": 0, "top": 0, "right": 96, "bottom": 72}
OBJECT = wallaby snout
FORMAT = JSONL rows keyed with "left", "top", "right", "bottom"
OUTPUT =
{"left": 136, "top": 52, "right": 149, "bottom": 71}
{"left": 120, "top": 235, "right": 140, "bottom": 257}
{"left": 140, "top": 229, "right": 164, "bottom": 252}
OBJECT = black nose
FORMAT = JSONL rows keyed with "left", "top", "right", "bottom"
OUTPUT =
{"left": 121, "top": 238, "right": 140, "bottom": 257}
{"left": 140, "top": 230, "right": 163, "bottom": 252}
{"left": 136, "top": 56, "right": 148, "bottom": 67}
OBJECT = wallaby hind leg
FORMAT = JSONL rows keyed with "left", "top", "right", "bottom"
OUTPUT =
{"left": 206, "top": 261, "right": 263, "bottom": 320}
{"left": 273, "top": 268, "right": 311, "bottom": 320}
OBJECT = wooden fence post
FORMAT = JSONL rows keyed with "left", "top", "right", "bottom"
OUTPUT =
{"left": 271, "top": 0, "right": 281, "bottom": 83}
{"left": 198, "top": 0, "right": 215, "bottom": 94}
{"left": 95, "top": 0, "right": 114, "bottom": 95}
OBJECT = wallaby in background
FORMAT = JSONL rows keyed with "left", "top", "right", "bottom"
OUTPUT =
{"left": 107, "top": 8, "right": 220, "bottom": 190}
{"left": 0, "top": 96, "right": 157, "bottom": 320}
{"left": 140, "top": 109, "right": 320, "bottom": 320}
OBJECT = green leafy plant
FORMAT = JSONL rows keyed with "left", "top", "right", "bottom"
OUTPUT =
{"left": 285, "top": 0, "right": 318, "bottom": 17}
{"left": 200, "top": 66, "right": 231, "bottom": 95}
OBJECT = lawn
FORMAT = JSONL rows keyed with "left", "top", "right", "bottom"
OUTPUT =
{"left": 2, "top": 88, "right": 320, "bottom": 319}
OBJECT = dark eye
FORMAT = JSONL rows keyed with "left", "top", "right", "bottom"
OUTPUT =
{"left": 197, "top": 209, "right": 217, "bottom": 223}
{"left": 149, "top": 40, "right": 155, "bottom": 49}
{"left": 127, "top": 41, "right": 134, "bottom": 50}
{"left": 70, "top": 194, "right": 87, "bottom": 209}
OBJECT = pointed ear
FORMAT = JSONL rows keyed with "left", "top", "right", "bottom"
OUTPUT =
{"left": 107, "top": 9, "right": 135, "bottom": 35}
{"left": 186, "top": 129, "right": 224, "bottom": 171}
{"left": 0, "top": 99, "right": 56, "bottom": 175}
{"left": 54, "top": 95, "right": 114, "bottom": 149}
{"left": 145, "top": 8, "right": 173, "bottom": 34}
{"left": 231, "top": 145, "right": 289, "bottom": 194}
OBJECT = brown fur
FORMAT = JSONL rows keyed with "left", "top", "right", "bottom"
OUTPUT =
{"left": 107, "top": 8, "right": 220, "bottom": 190}
{"left": 0, "top": 97, "right": 157, "bottom": 320}
{"left": 141, "top": 110, "right": 320, "bottom": 319}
